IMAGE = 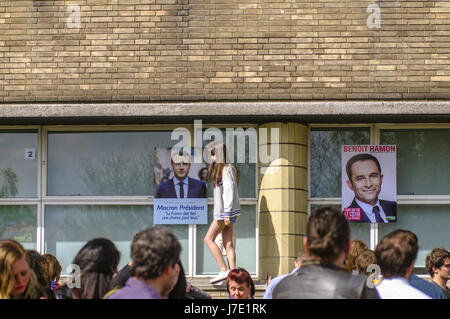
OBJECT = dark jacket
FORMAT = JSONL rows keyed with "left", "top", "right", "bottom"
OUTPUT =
{"left": 347, "top": 198, "right": 397, "bottom": 223}
{"left": 155, "top": 177, "right": 207, "bottom": 198}
{"left": 54, "top": 284, "right": 74, "bottom": 299}
{"left": 272, "top": 261, "right": 380, "bottom": 299}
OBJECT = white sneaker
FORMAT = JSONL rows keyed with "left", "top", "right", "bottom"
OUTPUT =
{"left": 210, "top": 270, "right": 230, "bottom": 284}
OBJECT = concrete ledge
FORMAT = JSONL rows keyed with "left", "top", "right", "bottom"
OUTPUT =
{"left": 2, "top": 100, "right": 450, "bottom": 118}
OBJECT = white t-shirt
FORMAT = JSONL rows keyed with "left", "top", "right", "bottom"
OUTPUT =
{"left": 376, "top": 277, "right": 431, "bottom": 299}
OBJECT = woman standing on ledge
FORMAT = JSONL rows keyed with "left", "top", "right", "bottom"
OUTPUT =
{"left": 204, "top": 141, "right": 240, "bottom": 284}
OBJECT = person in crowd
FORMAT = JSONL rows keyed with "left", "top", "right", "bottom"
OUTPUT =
{"left": 263, "top": 251, "right": 308, "bottom": 299}
{"left": 227, "top": 267, "right": 255, "bottom": 299}
{"left": 204, "top": 142, "right": 241, "bottom": 284}
{"left": 345, "top": 153, "right": 397, "bottom": 223}
{"left": 198, "top": 166, "right": 209, "bottom": 183}
{"left": 374, "top": 229, "right": 430, "bottom": 299}
{"left": 106, "top": 227, "right": 181, "bottom": 299}
{"left": 425, "top": 247, "right": 450, "bottom": 298}
{"left": 410, "top": 273, "right": 446, "bottom": 299}
{"left": 43, "top": 253, "right": 62, "bottom": 291}
{"left": 272, "top": 206, "right": 380, "bottom": 299}
{"left": 110, "top": 258, "right": 211, "bottom": 299}
{"left": 342, "top": 239, "right": 369, "bottom": 273}
{"left": 0, "top": 240, "right": 45, "bottom": 299}
{"left": 155, "top": 149, "right": 207, "bottom": 199}
{"left": 26, "top": 250, "right": 55, "bottom": 298}
{"left": 55, "top": 237, "right": 120, "bottom": 299}
{"left": 111, "top": 260, "right": 133, "bottom": 288}
{"left": 355, "top": 249, "right": 377, "bottom": 276}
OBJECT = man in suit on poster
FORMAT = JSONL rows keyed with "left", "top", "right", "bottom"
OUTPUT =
{"left": 155, "top": 149, "right": 207, "bottom": 199}
{"left": 345, "top": 153, "right": 397, "bottom": 223}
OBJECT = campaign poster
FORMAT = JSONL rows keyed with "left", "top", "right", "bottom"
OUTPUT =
{"left": 342, "top": 145, "right": 397, "bottom": 223}
{"left": 153, "top": 147, "right": 208, "bottom": 224}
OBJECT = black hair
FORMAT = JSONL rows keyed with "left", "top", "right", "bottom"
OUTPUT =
{"left": 306, "top": 206, "right": 350, "bottom": 264}
{"left": 71, "top": 237, "right": 121, "bottom": 299}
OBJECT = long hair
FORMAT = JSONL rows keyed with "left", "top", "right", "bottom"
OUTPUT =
{"left": 71, "top": 238, "right": 120, "bottom": 299}
{"left": 306, "top": 206, "right": 350, "bottom": 264}
{"left": 342, "top": 239, "right": 368, "bottom": 273}
{"left": 43, "top": 253, "right": 62, "bottom": 282}
{"left": 207, "top": 141, "right": 240, "bottom": 188}
{"left": 0, "top": 240, "right": 44, "bottom": 299}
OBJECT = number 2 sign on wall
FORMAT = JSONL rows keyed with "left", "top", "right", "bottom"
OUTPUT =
{"left": 25, "top": 148, "right": 36, "bottom": 160}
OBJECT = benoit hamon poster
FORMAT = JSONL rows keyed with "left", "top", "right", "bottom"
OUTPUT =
{"left": 342, "top": 145, "right": 397, "bottom": 223}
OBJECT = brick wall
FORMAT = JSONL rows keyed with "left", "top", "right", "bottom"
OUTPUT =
{"left": 1, "top": 0, "right": 450, "bottom": 102}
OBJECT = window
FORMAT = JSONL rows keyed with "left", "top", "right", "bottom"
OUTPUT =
{"left": 309, "top": 126, "right": 372, "bottom": 247}
{"left": 0, "top": 130, "right": 38, "bottom": 198}
{"left": 0, "top": 126, "right": 258, "bottom": 277}
{"left": 46, "top": 131, "right": 172, "bottom": 196}
{"left": 196, "top": 125, "right": 258, "bottom": 275}
{"left": 379, "top": 127, "right": 450, "bottom": 271}
{"left": 0, "top": 129, "right": 39, "bottom": 250}
{"left": 0, "top": 205, "right": 37, "bottom": 250}
{"left": 309, "top": 125, "right": 450, "bottom": 273}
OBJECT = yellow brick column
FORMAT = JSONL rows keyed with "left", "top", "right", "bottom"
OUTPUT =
{"left": 258, "top": 122, "right": 308, "bottom": 280}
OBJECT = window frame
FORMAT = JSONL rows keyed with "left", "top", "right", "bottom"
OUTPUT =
{"left": 308, "top": 123, "right": 450, "bottom": 275}
{"left": 0, "top": 124, "right": 259, "bottom": 278}
{"left": 193, "top": 122, "right": 259, "bottom": 277}
{"left": 0, "top": 126, "right": 41, "bottom": 250}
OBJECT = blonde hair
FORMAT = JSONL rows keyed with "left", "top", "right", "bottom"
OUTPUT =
{"left": 342, "top": 239, "right": 369, "bottom": 273}
{"left": 208, "top": 141, "right": 240, "bottom": 187}
{"left": 0, "top": 240, "right": 43, "bottom": 299}
{"left": 356, "top": 250, "right": 377, "bottom": 275}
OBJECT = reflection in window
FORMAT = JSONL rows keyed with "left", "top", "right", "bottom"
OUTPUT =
{"left": 310, "top": 204, "right": 370, "bottom": 247}
{"left": 202, "top": 128, "right": 256, "bottom": 198}
{"left": 381, "top": 129, "right": 450, "bottom": 195}
{"left": 196, "top": 205, "right": 256, "bottom": 275}
{"left": 378, "top": 205, "right": 450, "bottom": 270}
{"left": 310, "top": 128, "right": 370, "bottom": 198}
{"left": 0, "top": 205, "right": 37, "bottom": 249}
{"left": 44, "top": 205, "right": 189, "bottom": 274}
{"left": 47, "top": 131, "right": 175, "bottom": 196}
{"left": 0, "top": 131, "right": 38, "bottom": 198}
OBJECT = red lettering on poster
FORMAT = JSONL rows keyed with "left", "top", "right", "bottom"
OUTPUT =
{"left": 369, "top": 145, "right": 396, "bottom": 153}
{"left": 344, "top": 208, "right": 361, "bottom": 221}
{"left": 343, "top": 145, "right": 369, "bottom": 153}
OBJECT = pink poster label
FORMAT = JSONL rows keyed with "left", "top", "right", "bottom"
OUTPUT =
{"left": 344, "top": 208, "right": 361, "bottom": 221}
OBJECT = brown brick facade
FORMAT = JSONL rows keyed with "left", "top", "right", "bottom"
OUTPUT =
{"left": 1, "top": 0, "right": 449, "bottom": 102}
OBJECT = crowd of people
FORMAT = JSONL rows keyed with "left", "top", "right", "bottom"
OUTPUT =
{"left": 267, "top": 206, "right": 449, "bottom": 299}
{"left": 0, "top": 227, "right": 250, "bottom": 300}
{"left": 0, "top": 143, "right": 448, "bottom": 299}
{"left": 0, "top": 207, "right": 448, "bottom": 299}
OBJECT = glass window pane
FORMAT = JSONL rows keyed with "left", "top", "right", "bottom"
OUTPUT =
{"left": 196, "top": 205, "right": 257, "bottom": 275}
{"left": 381, "top": 129, "right": 450, "bottom": 195}
{"left": 0, "top": 205, "right": 37, "bottom": 250}
{"left": 0, "top": 131, "right": 38, "bottom": 198}
{"left": 310, "top": 128, "right": 370, "bottom": 198}
{"left": 47, "top": 131, "right": 176, "bottom": 196}
{"left": 44, "top": 205, "right": 189, "bottom": 274}
{"left": 378, "top": 205, "right": 450, "bottom": 270}
{"left": 349, "top": 223, "right": 371, "bottom": 247}
{"left": 202, "top": 128, "right": 256, "bottom": 199}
